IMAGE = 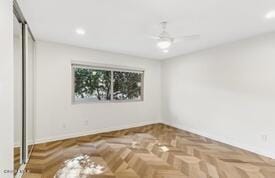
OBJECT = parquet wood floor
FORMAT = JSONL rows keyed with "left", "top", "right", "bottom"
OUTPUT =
{"left": 23, "top": 123, "right": 275, "bottom": 178}
{"left": 14, "top": 147, "right": 20, "bottom": 173}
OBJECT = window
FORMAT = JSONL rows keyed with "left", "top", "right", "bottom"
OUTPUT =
{"left": 72, "top": 64, "right": 144, "bottom": 103}
{"left": 113, "top": 71, "right": 142, "bottom": 100}
{"left": 74, "top": 67, "right": 111, "bottom": 101}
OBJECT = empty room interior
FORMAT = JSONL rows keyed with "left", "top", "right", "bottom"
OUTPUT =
{"left": 2, "top": 0, "right": 275, "bottom": 177}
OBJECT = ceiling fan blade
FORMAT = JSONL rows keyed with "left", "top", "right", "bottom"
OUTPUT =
{"left": 173, "top": 38, "right": 181, "bottom": 43}
{"left": 148, "top": 36, "right": 160, "bottom": 40}
{"left": 173, "top": 35, "right": 200, "bottom": 43}
{"left": 182, "top": 34, "right": 200, "bottom": 40}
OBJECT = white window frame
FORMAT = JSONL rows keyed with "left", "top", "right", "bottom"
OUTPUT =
{"left": 71, "top": 62, "right": 144, "bottom": 104}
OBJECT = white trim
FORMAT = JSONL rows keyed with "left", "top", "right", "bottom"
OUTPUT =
{"left": 72, "top": 64, "right": 144, "bottom": 74}
{"left": 34, "top": 120, "right": 275, "bottom": 160}
{"left": 111, "top": 70, "right": 114, "bottom": 101}
{"left": 162, "top": 121, "right": 275, "bottom": 159}
{"left": 71, "top": 60, "right": 145, "bottom": 73}
{"left": 35, "top": 120, "right": 161, "bottom": 144}
{"left": 15, "top": 163, "right": 26, "bottom": 178}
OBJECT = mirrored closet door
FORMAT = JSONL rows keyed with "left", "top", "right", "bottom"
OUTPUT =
{"left": 14, "top": 1, "right": 36, "bottom": 176}
{"left": 26, "top": 26, "right": 35, "bottom": 159}
{"left": 13, "top": 13, "right": 23, "bottom": 174}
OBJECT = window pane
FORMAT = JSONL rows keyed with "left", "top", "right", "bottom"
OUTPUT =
{"left": 113, "top": 71, "right": 142, "bottom": 100}
{"left": 74, "top": 68, "right": 111, "bottom": 101}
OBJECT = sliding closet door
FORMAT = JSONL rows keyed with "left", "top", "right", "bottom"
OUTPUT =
{"left": 13, "top": 14, "right": 23, "bottom": 172}
{"left": 26, "top": 25, "right": 35, "bottom": 160}
{"left": 14, "top": 1, "right": 36, "bottom": 171}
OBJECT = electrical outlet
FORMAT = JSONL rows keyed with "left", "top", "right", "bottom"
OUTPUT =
{"left": 62, "top": 123, "right": 66, "bottom": 129}
{"left": 261, "top": 134, "right": 268, "bottom": 142}
{"left": 84, "top": 120, "right": 89, "bottom": 126}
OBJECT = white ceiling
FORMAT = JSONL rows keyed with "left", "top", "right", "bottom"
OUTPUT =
{"left": 20, "top": 0, "right": 275, "bottom": 60}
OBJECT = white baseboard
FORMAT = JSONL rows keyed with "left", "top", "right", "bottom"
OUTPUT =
{"left": 35, "top": 120, "right": 161, "bottom": 144}
{"left": 34, "top": 119, "right": 275, "bottom": 159}
{"left": 15, "top": 163, "right": 26, "bottom": 178}
{"left": 163, "top": 121, "right": 275, "bottom": 159}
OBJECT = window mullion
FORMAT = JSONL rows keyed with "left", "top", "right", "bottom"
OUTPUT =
{"left": 111, "top": 70, "right": 114, "bottom": 101}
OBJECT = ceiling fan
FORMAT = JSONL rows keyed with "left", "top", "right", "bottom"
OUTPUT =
{"left": 150, "top": 21, "right": 200, "bottom": 53}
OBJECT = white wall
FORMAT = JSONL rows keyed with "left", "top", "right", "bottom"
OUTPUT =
{"left": 35, "top": 41, "right": 162, "bottom": 143}
{"left": 0, "top": 0, "right": 13, "bottom": 177}
{"left": 162, "top": 32, "right": 275, "bottom": 158}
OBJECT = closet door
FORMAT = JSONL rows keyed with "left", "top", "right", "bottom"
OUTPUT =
{"left": 13, "top": 14, "right": 23, "bottom": 172}
{"left": 13, "top": 1, "right": 36, "bottom": 173}
{"left": 26, "top": 26, "right": 35, "bottom": 159}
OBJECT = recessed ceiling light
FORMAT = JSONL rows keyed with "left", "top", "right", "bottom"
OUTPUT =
{"left": 266, "top": 11, "right": 275, "bottom": 19}
{"left": 76, "top": 28, "right": 86, "bottom": 35}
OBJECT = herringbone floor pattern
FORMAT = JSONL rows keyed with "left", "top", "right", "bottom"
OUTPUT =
{"left": 23, "top": 123, "right": 275, "bottom": 178}
{"left": 14, "top": 147, "right": 20, "bottom": 174}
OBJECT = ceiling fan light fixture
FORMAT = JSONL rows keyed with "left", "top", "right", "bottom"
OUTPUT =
{"left": 266, "top": 11, "right": 275, "bottom": 19}
{"left": 163, "top": 49, "right": 169, "bottom": 53}
{"left": 75, "top": 28, "right": 86, "bottom": 35}
{"left": 157, "top": 39, "right": 172, "bottom": 49}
